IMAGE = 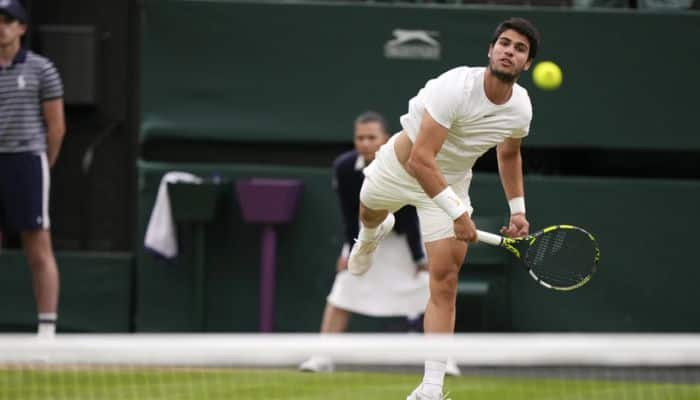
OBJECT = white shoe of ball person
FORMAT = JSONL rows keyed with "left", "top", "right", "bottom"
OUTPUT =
{"left": 298, "top": 356, "right": 334, "bottom": 373}
{"left": 347, "top": 213, "right": 395, "bottom": 276}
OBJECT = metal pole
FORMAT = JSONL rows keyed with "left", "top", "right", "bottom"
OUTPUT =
{"left": 259, "top": 225, "right": 277, "bottom": 332}
{"left": 193, "top": 223, "right": 206, "bottom": 331}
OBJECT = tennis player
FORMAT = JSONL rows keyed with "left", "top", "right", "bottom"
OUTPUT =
{"left": 347, "top": 18, "right": 540, "bottom": 400}
{"left": 299, "top": 111, "right": 460, "bottom": 376}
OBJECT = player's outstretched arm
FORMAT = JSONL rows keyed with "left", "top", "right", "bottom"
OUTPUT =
{"left": 497, "top": 138, "right": 529, "bottom": 237}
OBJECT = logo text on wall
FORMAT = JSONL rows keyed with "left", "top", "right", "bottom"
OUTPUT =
{"left": 384, "top": 29, "right": 441, "bottom": 61}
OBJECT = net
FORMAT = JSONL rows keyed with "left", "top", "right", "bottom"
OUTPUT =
{"left": 1, "top": 333, "right": 699, "bottom": 400}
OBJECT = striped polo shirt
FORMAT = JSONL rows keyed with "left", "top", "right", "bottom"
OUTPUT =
{"left": 0, "top": 48, "right": 63, "bottom": 153}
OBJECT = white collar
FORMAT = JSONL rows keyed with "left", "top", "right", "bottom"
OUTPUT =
{"left": 354, "top": 154, "right": 366, "bottom": 171}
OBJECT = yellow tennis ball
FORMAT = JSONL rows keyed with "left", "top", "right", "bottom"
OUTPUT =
{"left": 532, "top": 61, "right": 562, "bottom": 91}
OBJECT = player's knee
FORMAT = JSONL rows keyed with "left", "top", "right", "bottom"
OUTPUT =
{"left": 359, "top": 204, "right": 386, "bottom": 227}
{"left": 430, "top": 269, "right": 459, "bottom": 303}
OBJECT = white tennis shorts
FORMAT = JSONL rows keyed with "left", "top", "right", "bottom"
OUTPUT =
{"left": 361, "top": 134, "right": 473, "bottom": 243}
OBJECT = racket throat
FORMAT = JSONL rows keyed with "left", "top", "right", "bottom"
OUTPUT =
{"left": 503, "top": 239, "right": 525, "bottom": 259}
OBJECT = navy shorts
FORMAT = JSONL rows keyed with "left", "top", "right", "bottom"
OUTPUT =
{"left": 0, "top": 152, "right": 50, "bottom": 232}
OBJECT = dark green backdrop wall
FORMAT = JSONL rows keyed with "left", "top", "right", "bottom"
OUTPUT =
{"left": 4, "top": 1, "right": 697, "bottom": 334}
{"left": 136, "top": 162, "right": 341, "bottom": 332}
{"left": 134, "top": 1, "right": 700, "bottom": 333}
{"left": 136, "top": 163, "right": 700, "bottom": 332}
{"left": 141, "top": 0, "right": 700, "bottom": 150}
{"left": 0, "top": 251, "right": 132, "bottom": 332}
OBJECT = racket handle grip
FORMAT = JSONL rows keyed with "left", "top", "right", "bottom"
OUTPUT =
{"left": 476, "top": 230, "right": 503, "bottom": 246}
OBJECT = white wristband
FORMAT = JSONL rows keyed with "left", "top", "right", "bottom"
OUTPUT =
{"left": 433, "top": 187, "right": 469, "bottom": 220}
{"left": 340, "top": 243, "right": 350, "bottom": 258}
{"left": 508, "top": 196, "right": 526, "bottom": 215}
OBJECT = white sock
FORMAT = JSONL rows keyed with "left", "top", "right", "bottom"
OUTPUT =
{"left": 358, "top": 222, "right": 380, "bottom": 242}
{"left": 38, "top": 313, "right": 57, "bottom": 339}
{"left": 421, "top": 360, "right": 446, "bottom": 397}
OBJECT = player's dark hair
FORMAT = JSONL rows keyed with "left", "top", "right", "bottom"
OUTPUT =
{"left": 491, "top": 17, "right": 540, "bottom": 60}
{"left": 355, "top": 111, "right": 389, "bottom": 135}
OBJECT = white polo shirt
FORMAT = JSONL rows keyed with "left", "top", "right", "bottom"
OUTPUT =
{"left": 400, "top": 66, "right": 532, "bottom": 184}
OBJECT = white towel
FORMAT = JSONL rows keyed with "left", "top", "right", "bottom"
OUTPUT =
{"left": 144, "top": 171, "right": 203, "bottom": 259}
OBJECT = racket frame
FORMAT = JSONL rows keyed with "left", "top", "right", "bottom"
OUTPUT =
{"left": 476, "top": 225, "right": 600, "bottom": 291}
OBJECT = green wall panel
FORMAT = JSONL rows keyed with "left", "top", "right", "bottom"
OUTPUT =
{"left": 469, "top": 174, "right": 700, "bottom": 332}
{"left": 0, "top": 251, "right": 133, "bottom": 332}
{"left": 136, "top": 161, "right": 342, "bottom": 332}
{"left": 137, "top": 161, "right": 700, "bottom": 332}
{"left": 141, "top": 1, "right": 700, "bottom": 150}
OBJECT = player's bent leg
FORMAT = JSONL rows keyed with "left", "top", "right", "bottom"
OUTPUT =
{"left": 21, "top": 229, "right": 60, "bottom": 338}
{"left": 347, "top": 202, "right": 394, "bottom": 276}
{"left": 358, "top": 202, "right": 388, "bottom": 229}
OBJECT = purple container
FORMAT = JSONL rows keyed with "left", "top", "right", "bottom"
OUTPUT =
{"left": 234, "top": 178, "right": 303, "bottom": 332}
{"left": 235, "top": 178, "right": 303, "bottom": 224}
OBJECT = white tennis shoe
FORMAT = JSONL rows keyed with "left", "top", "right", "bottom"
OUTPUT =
{"left": 298, "top": 356, "right": 334, "bottom": 373}
{"left": 445, "top": 357, "right": 462, "bottom": 377}
{"left": 406, "top": 386, "right": 451, "bottom": 400}
{"left": 347, "top": 213, "right": 395, "bottom": 276}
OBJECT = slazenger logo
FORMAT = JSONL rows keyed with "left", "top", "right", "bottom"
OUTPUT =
{"left": 384, "top": 29, "right": 441, "bottom": 61}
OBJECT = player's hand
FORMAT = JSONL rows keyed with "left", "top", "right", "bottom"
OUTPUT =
{"left": 501, "top": 213, "right": 529, "bottom": 238}
{"left": 336, "top": 255, "right": 348, "bottom": 272}
{"left": 454, "top": 213, "right": 477, "bottom": 243}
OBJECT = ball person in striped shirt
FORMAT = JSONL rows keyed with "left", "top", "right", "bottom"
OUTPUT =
{"left": 0, "top": 0, "right": 65, "bottom": 338}
{"left": 347, "top": 18, "right": 540, "bottom": 400}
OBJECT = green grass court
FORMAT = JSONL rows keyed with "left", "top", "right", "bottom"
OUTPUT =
{"left": 2, "top": 368, "right": 700, "bottom": 400}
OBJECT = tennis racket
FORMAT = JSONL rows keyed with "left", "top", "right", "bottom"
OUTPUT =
{"left": 476, "top": 225, "right": 600, "bottom": 291}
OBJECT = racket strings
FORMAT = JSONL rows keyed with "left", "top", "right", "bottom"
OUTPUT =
{"left": 534, "top": 234, "right": 574, "bottom": 282}
{"left": 525, "top": 229, "right": 597, "bottom": 289}
{"left": 531, "top": 235, "right": 591, "bottom": 284}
